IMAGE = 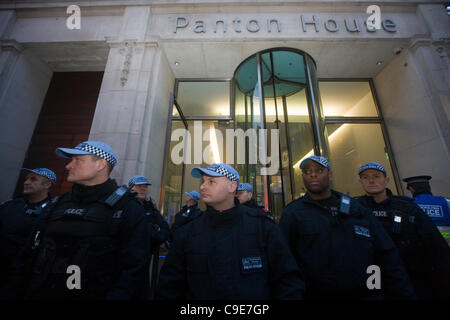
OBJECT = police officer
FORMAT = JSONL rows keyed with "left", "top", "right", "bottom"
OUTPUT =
{"left": 403, "top": 175, "right": 450, "bottom": 246}
{"left": 356, "top": 162, "right": 450, "bottom": 299}
{"left": 279, "top": 156, "right": 415, "bottom": 300}
{"left": 170, "top": 190, "right": 201, "bottom": 240}
{"left": 128, "top": 175, "right": 169, "bottom": 299}
{"left": 9, "top": 141, "right": 151, "bottom": 300}
{"left": 236, "top": 182, "right": 273, "bottom": 219}
{"left": 0, "top": 168, "right": 56, "bottom": 284}
{"left": 157, "top": 163, "right": 305, "bottom": 299}
{"left": 128, "top": 175, "right": 170, "bottom": 250}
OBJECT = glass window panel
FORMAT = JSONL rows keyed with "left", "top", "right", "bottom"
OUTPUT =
{"left": 161, "top": 120, "right": 186, "bottom": 223}
{"left": 272, "top": 51, "right": 306, "bottom": 85}
{"left": 326, "top": 123, "right": 397, "bottom": 196}
{"left": 235, "top": 56, "right": 257, "bottom": 95}
{"left": 176, "top": 81, "right": 230, "bottom": 117}
{"left": 286, "top": 89, "right": 316, "bottom": 200}
{"left": 319, "top": 81, "right": 379, "bottom": 117}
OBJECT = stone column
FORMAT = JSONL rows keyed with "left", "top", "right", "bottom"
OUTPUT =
{"left": 0, "top": 11, "right": 52, "bottom": 200}
{"left": 89, "top": 6, "right": 174, "bottom": 200}
{"left": 375, "top": 4, "right": 450, "bottom": 196}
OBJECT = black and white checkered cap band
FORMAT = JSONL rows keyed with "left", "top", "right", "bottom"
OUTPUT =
{"left": 24, "top": 168, "right": 56, "bottom": 184}
{"left": 76, "top": 144, "right": 117, "bottom": 166}
{"left": 214, "top": 166, "right": 239, "bottom": 182}
{"left": 35, "top": 170, "right": 56, "bottom": 184}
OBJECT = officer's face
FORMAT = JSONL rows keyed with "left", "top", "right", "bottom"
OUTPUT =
{"left": 132, "top": 184, "right": 148, "bottom": 201}
{"left": 23, "top": 173, "right": 51, "bottom": 195}
{"left": 236, "top": 190, "right": 252, "bottom": 204}
{"left": 301, "top": 161, "right": 331, "bottom": 194}
{"left": 199, "top": 175, "right": 237, "bottom": 207}
{"left": 65, "top": 155, "right": 106, "bottom": 185}
{"left": 359, "top": 169, "right": 389, "bottom": 195}
{"left": 186, "top": 196, "right": 197, "bottom": 207}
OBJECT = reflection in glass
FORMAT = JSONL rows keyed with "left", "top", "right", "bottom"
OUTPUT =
{"left": 176, "top": 81, "right": 230, "bottom": 117}
{"left": 326, "top": 123, "right": 396, "bottom": 196}
{"left": 162, "top": 120, "right": 186, "bottom": 224}
{"left": 320, "top": 81, "right": 379, "bottom": 117}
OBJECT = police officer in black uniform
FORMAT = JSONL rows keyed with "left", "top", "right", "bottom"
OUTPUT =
{"left": 157, "top": 163, "right": 305, "bottom": 300}
{"left": 279, "top": 156, "right": 415, "bottom": 300}
{"left": 356, "top": 162, "right": 450, "bottom": 299}
{"left": 128, "top": 175, "right": 169, "bottom": 298}
{"left": 0, "top": 168, "right": 56, "bottom": 284}
{"left": 236, "top": 182, "right": 273, "bottom": 219}
{"left": 5, "top": 141, "right": 150, "bottom": 300}
{"left": 170, "top": 190, "right": 201, "bottom": 241}
{"left": 128, "top": 175, "right": 170, "bottom": 250}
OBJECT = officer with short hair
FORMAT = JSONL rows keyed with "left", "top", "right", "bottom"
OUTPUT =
{"left": 157, "top": 163, "right": 305, "bottom": 300}
{"left": 236, "top": 182, "right": 272, "bottom": 218}
{"left": 356, "top": 162, "right": 450, "bottom": 299}
{"left": 170, "top": 190, "right": 201, "bottom": 240}
{"left": 7, "top": 141, "right": 150, "bottom": 300}
{"left": 0, "top": 168, "right": 56, "bottom": 284}
{"left": 279, "top": 156, "right": 415, "bottom": 300}
{"left": 235, "top": 182, "right": 255, "bottom": 206}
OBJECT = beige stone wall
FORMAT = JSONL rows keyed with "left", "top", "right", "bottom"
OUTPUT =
{"left": 374, "top": 4, "right": 449, "bottom": 197}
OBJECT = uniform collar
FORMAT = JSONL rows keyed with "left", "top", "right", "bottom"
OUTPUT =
{"left": 23, "top": 194, "right": 51, "bottom": 207}
{"left": 242, "top": 198, "right": 258, "bottom": 208}
{"left": 206, "top": 198, "right": 240, "bottom": 228}
{"left": 303, "top": 189, "right": 340, "bottom": 204}
{"left": 360, "top": 188, "right": 394, "bottom": 207}
{"left": 71, "top": 178, "right": 118, "bottom": 204}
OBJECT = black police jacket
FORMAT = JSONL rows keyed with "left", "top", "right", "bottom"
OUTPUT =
{"left": 0, "top": 196, "right": 50, "bottom": 283}
{"left": 170, "top": 204, "right": 201, "bottom": 241}
{"left": 356, "top": 189, "right": 450, "bottom": 299}
{"left": 140, "top": 199, "right": 170, "bottom": 249}
{"left": 279, "top": 190, "right": 416, "bottom": 300}
{"left": 241, "top": 199, "right": 273, "bottom": 220}
{"left": 19, "top": 179, "right": 150, "bottom": 300}
{"left": 157, "top": 199, "right": 305, "bottom": 300}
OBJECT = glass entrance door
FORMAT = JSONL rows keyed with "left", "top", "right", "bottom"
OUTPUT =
{"left": 234, "top": 49, "right": 321, "bottom": 219}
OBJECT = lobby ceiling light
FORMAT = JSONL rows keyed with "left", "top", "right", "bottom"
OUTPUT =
{"left": 376, "top": 61, "right": 383, "bottom": 65}
{"left": 174, "top": 61, "right": 180, "bottom": 66}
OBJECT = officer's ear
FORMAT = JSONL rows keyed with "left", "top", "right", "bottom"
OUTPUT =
{"left": 327, "top": 169, "right": 333, "bottom": 180}
{"left": 229, "top": 180, "right": 238, "bottom": 193}
{"left": 91, "top": 155, "right": 108, "bottom": 173}
{"left": 42, "top": 179, "right": 52, "bottom": 190}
